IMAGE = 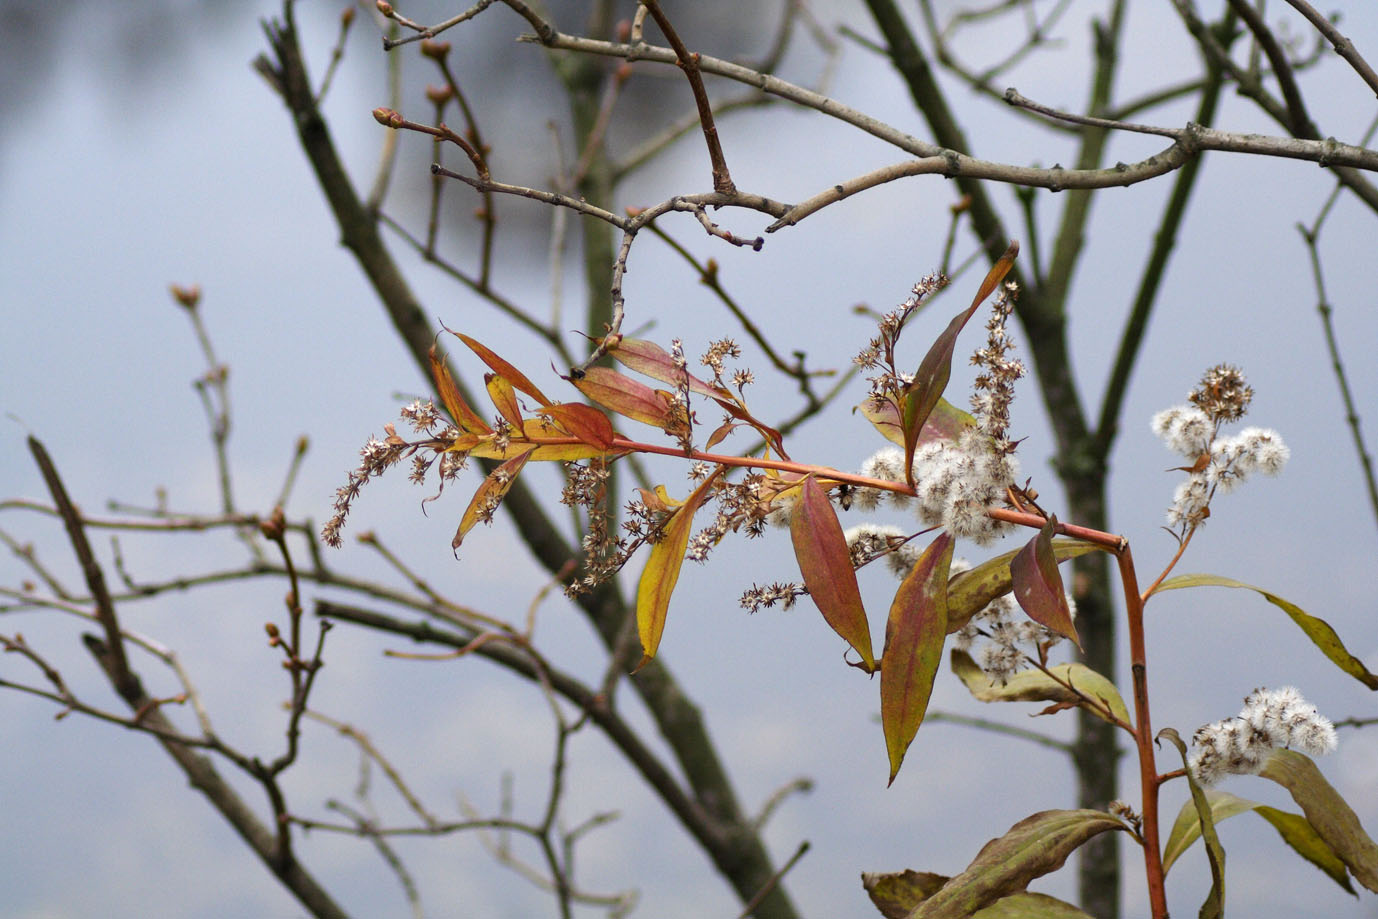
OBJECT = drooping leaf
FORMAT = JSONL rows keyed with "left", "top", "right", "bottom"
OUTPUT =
{"left": 857, "top": 395, "right": 976, "bottom": 449}
{"left": 947, "top": 539, "right": 1103, "bottom": 633}
{"left": 467, "top": 417, "right": 617, "bottom": 462}
{"left": 1260, "top": 749, "right": 1378, "bottom": 892}
{"left": 453, "top": 446, "right": 535, "bottom": 549}
{"left": 485, "top": 372, "right": 524, "bottom": 429}
{"left": 1162, "top": 790, "right": 1263, "bottom": 874}
{"left": 881, "top": 532, "right": 952, "bottom": 784}
{"left": 705, "top": 418, "right": 737, "bottom": 450}
{"left": 1010, "top": 515, "right": 1080, "bottom": 648}
{"left": 1159, "top": 727, "right": 1225, "bottom": 919}
{"left": 950, "top": 650, "right": 1129, "bottom": 726}
{"left": 570, "top": 366, "right": 673, "bottom": 427}
{"left": 899, "top": 242, "right": 1018, "bottom": 487}
{"left": 862, "top": 872, "right": 1096, "bottom": 919}
{"left": 790, "top": 477, "right": 875, "bottom": 670}
{"left": 541, "top": 402, "right": 616, "bottom": 450}
{"left": 906, "top": 808, "right": 1125, "bottom": 918}
{"left": 1254, "top": 805, "right": 1357, "bottom": 894}
{"left": 429, "top": 344, "right": 490, "bottom": 435}
{"left": 454, "top": 332, "right": 552, "bottom": 405}
{"left": 712, "top": 394, "right": 789, "bottom": 459}
{"left": 608, "top": 337, "right": 725, "bottom": 399}
{"left": 633, "top": 469, "right": 721, "bottom": 670}
{"left": 1156, "top": 574, "right": 1378, "bottom": 689}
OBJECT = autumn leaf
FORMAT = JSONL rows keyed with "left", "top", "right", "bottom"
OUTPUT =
{"left": 947, "top": 539, "right": 1102, "bottom": 634}
{"left": 541, "top": 402, "right": 616, "bottom": 450}
{"left": 570, "top": 366, "right": 673, "bottom": 427}
{"left": 790, "top": 477, "right": 875, "bottom": 669}
{"left": 429, "top": 344, "right": 490, "bottom": 435}
{"left": 453, "top": 446, "right": 535, "bottom": 549}
{"left": 634, "top": 469, "right": 722, "bottom": 670}
{"left": 880, "top": 531, "right": 952, "bottom": 784}
{"left": 454, "top": 331, "right": 552, "bottom": 405}
{"left": 1009, "top": 515, "right": 1079, "bottom": 648}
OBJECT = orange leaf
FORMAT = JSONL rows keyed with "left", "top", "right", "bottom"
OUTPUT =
{"left": 454, "top": 332, "right": 552, "bottom": 405}
{"left": 485, "top": 373, "right": 524, "bottom": 429}
{"left": 790, "top": 478, "right": 874, "bottom": 669}
{"left": 634, "top": 469, "right": 722, "bottom": 669}
{"left": 429, "top": 345, "right": 490, "bottom": 435}
{"left": 881, "top": 531, "right": 952, "bottom": 784}
{"left": 453, "top": 447, "right": 535, "bottom": 549}
{"left": 1010, "top": 514, "right": 1080, "bottom": 648}
{"left": 541, "top": 402, "right": 616, "bottom": 450}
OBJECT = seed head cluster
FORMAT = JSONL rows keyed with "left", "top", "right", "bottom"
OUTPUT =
{"left": 951, "top": 557, "right": 1076, "bottom": 684}
{"left": 1151, "top": 366, "right": 1287, "bottom": 531}
{"left": 1188, "top": 687, "right": 1337, "bottom": 786}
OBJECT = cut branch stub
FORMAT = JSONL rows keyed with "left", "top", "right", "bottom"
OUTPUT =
{"left": 790, "top": 477, "right": 875, "bottom": 670}
{"left": 1009, "top": 514, "right": 1080, "bottom": 648}
{"left": 900, "top": 241, "right": 1018, "bottom": 486}
{"left": 880, "top": 531, "right": 952, "bottom": 785}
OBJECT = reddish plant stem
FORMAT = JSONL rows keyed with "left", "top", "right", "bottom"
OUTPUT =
{"left": 1117, "top": 545, "right": 1168, "bottom": 919}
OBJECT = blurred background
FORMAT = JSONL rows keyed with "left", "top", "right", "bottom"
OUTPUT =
{"left": 2, "top": 1, "right": 1376, "bottom": 917}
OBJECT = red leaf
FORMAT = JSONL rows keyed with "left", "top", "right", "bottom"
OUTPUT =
{"left": 790, "top": 478, "right": 874, "bottom": 669}
{"left": 1010, "top": 514, "right": 1080, "bottom": 648}
{"left": 454, "top": 332, "right": 552, "bottom": 406}
{"left": 541, "top": 402, "right": 616, "bottom": 450}
{"left": 881, "top": 531, "right": 952, "bottom": 784}
{"left": 609, "top": 338, "right": 725, "bottom": 399}
{"left": 901, "top": 241, "right": 1017, "bottom": 486}
{"left": 569, "top": 366, "right": 672, "bottom": 427}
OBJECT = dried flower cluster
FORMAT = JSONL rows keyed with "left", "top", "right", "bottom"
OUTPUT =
{"left": 968, "top": 281, "right": 1025, "bottom": 452}
{"left": 951, "top": 558, "right": 1076, "bottom": 684}
{"left": 1152, "top": 365, "right": 1288, "bottom": 531}
{"left": 1188, "top": 686, "right": 1337, "bottom": 786}
{"left": 854, "top": 273, "right": 948, "bottom": 406}
{"left": 842, "top": 523, "right": 920, "bottom": 576}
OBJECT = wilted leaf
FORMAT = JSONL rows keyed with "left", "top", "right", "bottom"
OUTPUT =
{"left": 633, "top": 470, "right": 721, "bottom": 670}
{"left": 608, "top": 338, "right": 724, "bottom": 399}
{"left": 1010, "top": 516, "right": 1079, "bottom": 648}
{"left": 881, "top": 532, "right": 952, "bottom": 784}
{"left": 950, "top": 650, "right": 1129, "bottom": 726}
{"left": 1254, "top": 805, "right": 1356, "bottom": 894}
{"left": 857, "top": 396, "right": 976, "bottom": 449}
{"left": 485, "top": 373, "right": 524, "bottom": 429}
{"left": 862, "top": 871, "right": 1096, "bottom": 919}
{"left": 900, "top": 242, "right": 1017, "bottom": 486}
{"left": 1156, "top": 574, "right": 1378, "bottom": 690}
{"left": 705, "top": 418, "right": 737, "bottom": 450}
{"left": 947, "top": 539, "right": 1102, "bottom": 633}
{"left": 570, "top": 366, "right": 673, "bottom": 427}
{"left": 541, "top": 402, "right": 616, "bottom": 450}
{"left": 1159, "top": 727, "right": 1225, "bottom": 919}
{"left": 453, "top": 447, "right": 535, "bottom": 549}
{"left": 455, "top": 332, "right": 552, "bottom": 405}
{"left": 429, "top": 344, "right": 490, "bottom": 435}
{"left": 863, "top": 870, "right": 947, "bottom": 918}
{"left": 1260, "top": 749, "right": 1378, "bottom": 892}
{"left": 906, "top": 808, "right": 1124, "bottom": 918}
{"left": 791, "top": 477, "right": 875, "bottom": 670}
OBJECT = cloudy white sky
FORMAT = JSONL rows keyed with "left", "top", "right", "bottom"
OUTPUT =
{"left": 3, "top": 2, "right": 1377, "bottom": 917}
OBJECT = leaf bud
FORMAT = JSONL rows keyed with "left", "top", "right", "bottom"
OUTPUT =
{"left": 372, "top": 107, "right": 405, "bottom": 128}
{"left": 425, "top": 84, "right": 453, "bottom": 106}
{"left": 340, "top": 6, "right": 355, "bottom": 27}
{"left": 420, "top": 40, "right": 450, "bottom": 61}
{"left": 616, "top": 19, "right": 631, "bottom": 42}
{"left": 375, "top": 1, "right": 394, "bottom": 18}
{"left": 169, "top": 283, "right": 201, "bottom": 310}
{"left": 265, "top": 622, "right": 281, "bottom": 639}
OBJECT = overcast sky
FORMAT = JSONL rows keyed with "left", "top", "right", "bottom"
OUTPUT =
{"left": 3, "top": 2, "right": 1377, "bottom": 918}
